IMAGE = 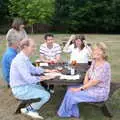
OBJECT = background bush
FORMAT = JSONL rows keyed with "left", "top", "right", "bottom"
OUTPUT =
{"left": 0, "top": 0, "right": 120, "bottom": 33}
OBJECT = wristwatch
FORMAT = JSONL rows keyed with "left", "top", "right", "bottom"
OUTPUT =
{"left": 81, "top": 87, "right": 84, "bottom": 91}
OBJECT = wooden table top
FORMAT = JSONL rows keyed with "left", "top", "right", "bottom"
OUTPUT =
{"left": 37, "top": 63, "right": 90, "bottom": 86}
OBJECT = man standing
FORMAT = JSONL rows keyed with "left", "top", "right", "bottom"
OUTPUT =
{"left": 10, "top": 38, "right": 55, "bottom": 119}
{"left": 1, "top": 37, "right": 20, "bottom": 87}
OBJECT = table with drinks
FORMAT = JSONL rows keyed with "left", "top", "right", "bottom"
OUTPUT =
{"left": 33, "top": 61, "right": 90, "bottom": 86}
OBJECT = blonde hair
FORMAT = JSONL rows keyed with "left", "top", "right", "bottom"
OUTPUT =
{"left": 92, "top": 42, "right": 108, "bottom": 60}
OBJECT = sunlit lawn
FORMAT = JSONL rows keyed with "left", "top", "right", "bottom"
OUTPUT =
{"left": 0, "top": 34, "right": 120, "bottom": 120}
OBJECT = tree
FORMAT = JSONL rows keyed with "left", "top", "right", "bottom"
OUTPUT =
{"left": 53, "top": 0, "right": 120, "bottom": 33}
{"left": 9, "top": 0, "right": 55, "bottom": 33}
{"left": 0, "top": 0, "right": 9, "bottom": 23}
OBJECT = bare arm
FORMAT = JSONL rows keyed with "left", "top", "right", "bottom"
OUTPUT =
{"left": 83, "top": 71, "right": 89, "bottom": 85}
{"left": 83, "top": 40, "right": 92, "bottom": 59}
{"left": 63, "top": 35, "right": 75, "bottom": 52}
{"left": 70, "top": 79, "right": 100, "bottom": 92}
{"left": 81, "top": 79, "right": 100, "bottom": 90}
{"left": 40, "top": 54, "right": 50, "bottom": 63}
{"left": 40, "top": 75, "right": 55, "bottom": 81}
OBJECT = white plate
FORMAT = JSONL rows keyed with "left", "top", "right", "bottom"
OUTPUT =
{"left": 60, "top": 74, "right": 80, "bottom": 80}
{"left": 44, "top": 72, "right": 62, "bottom": 77}
{"left": 40, "top": 63, "right": 48, "bottom": 66}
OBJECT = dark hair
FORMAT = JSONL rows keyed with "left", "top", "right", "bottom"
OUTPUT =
{"left": 44, "top": 33, "right": 54, "bottom": 40}
{"left": 70, "top": 40, "right": 75, "bottom": 45}
{"left": 12, "top": 18, "right": 24, "bottom": 31}
{"left": 74, "top": 35, "right": 85, "bottom": 49}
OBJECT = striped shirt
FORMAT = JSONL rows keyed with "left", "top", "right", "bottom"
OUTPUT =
{"left": 40, "top": 43, "right": 61, "bottom": 60}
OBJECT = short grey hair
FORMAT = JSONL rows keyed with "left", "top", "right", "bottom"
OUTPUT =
{"left": 8, "top": 35, "right": 20, "bottom": 46}
{"left": 20, "top": 38, "right": 31, "bottom": 50}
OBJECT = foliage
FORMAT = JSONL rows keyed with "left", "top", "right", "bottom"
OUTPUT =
{"left": 0, "top": 0, "right": 120, "bottom": 33}
{"left": 0, "top": 0, "right": 9, "bottom": 22}
{"left": 53, "top": 0, "right": 120, "bottom": 33}
{"left": 9, "top": 0, "right": 54, "bottom": 28}
{"left": 0, "top": 0, "right": 10, "bottom": 34}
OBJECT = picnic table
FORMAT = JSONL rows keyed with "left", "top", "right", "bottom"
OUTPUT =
{"left": 43, "top": 63, "right": 89, "bottom": 86}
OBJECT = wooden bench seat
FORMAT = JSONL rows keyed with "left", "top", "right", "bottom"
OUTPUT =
{"left": 88, "top": 82, "right": 120, "bottom": 117}
{"left": 14, "top": 82, "right": 120, "bottom": 118}
{"left": 15, "top": 98, "right": 40, "bottom": 114}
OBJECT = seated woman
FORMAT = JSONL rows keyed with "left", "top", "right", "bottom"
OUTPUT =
{"left": 63, "top": 35, "right": 92, "bottom": 63}
{"left": 57, "top": 42, "right": 111, "bottom": 119}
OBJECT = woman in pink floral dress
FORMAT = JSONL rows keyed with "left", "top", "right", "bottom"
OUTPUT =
{"left": 57, "top": 42, "right": 111, "bottom": 119}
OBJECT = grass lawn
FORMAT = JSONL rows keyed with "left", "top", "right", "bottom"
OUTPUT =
{"left": 0, "top": 34, "right": 120, "bottom": 120}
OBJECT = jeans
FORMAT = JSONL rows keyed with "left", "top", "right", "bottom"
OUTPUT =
{"left": 12, "top": 83, "right": 50, "bottom": 110}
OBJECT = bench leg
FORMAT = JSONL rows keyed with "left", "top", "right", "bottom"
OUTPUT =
{"left": 15, "top": 102, "right": 27, "bottom": 114}
{"left": 101, "top": 103, "right": 112, "bottom": 117}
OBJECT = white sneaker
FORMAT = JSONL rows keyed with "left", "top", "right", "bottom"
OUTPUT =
{"left": 21, "top": 108, "right": 44, "bottom": 119}
{"left": 49, "top": 89, "right": 54, "bottom": 94}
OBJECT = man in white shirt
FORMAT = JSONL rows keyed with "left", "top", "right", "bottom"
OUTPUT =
{"left": 40, "top": 33, "right": 61, "bottom": 63}
{"left": 39, "top": 33, "right": 62, "bottom": 93}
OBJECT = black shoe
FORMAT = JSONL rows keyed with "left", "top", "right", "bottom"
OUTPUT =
{"left": 7, "top": 84, "right": 10, "bottom": 88}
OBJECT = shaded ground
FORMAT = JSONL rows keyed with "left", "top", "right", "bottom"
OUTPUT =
{"left": 0, "top": 79, "right": 120, "bottom": 120}
{"left": 0, "top": 79, "right": 65, "bottom": 120}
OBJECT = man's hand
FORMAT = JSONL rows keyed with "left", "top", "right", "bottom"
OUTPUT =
{"left": 40, "top": 75, "right": 55, "bottom": 81}
{"left": 45, "top": 69, "right": 58, "bottom": 73}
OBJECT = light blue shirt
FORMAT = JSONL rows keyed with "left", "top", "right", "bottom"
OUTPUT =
{"left": 10, "top": 51, "right": 44, "bottom": 88}
{"left": 1, "top": 47, "right": 17, "bottom": 84}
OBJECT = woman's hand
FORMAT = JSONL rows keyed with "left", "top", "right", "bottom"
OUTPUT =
{"left": 69, "top": 35, "right": 76, "bottom": 41}
{"left": 70, "top": 86, "right": 84, "bottom": 92}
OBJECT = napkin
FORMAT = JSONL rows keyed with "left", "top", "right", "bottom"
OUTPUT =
{"left": 60, "top": 74, "right": 80, "bottom": 80}
{"left": 40, "top": 63, "right": 48, "bottom": 66}
{"left": 44, "top": 72, "right": 62, "bottom": 77}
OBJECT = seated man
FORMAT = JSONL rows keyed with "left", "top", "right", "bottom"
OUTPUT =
{"left": 1, "top": 36, "right": 20, "bottom": 87}
{"left": 40, "top": 33, "right": 62, "bottom": 93}
{"left": 10, "top": 38, "right": 55, "bottom": 119}
{"left": 40, "top": 33, "right": 61, "bottom": 63}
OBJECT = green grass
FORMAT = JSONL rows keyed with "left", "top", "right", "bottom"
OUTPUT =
{"left": 0, "top": 34, "right": 120, "bottom": 120}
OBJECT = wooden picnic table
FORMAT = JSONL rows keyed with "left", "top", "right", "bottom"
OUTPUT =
{"left": 32, "top": 62, "right": 89, "bottom": 85}
{"left": 43, "top": 63, "right": 89, "bottom": 86}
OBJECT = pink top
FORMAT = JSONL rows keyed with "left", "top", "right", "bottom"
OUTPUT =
{"left": 87, "top": 61, "right": 111, "bottom": 101}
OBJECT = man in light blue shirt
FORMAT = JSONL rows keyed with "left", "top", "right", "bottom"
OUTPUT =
{"left": 1, "top": 38, "right": 20, "bottom": 86}
{"left": 10, "top": 38, "right": 55, "bottom": 119}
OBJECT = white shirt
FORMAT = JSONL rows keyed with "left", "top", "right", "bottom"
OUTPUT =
{"left": 64, "top": 44, "right": 91, "bottom": 63}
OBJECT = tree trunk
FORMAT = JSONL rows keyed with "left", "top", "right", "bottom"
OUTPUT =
{"left": 31, "top": 24, "right": 34, "bottom": 33}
